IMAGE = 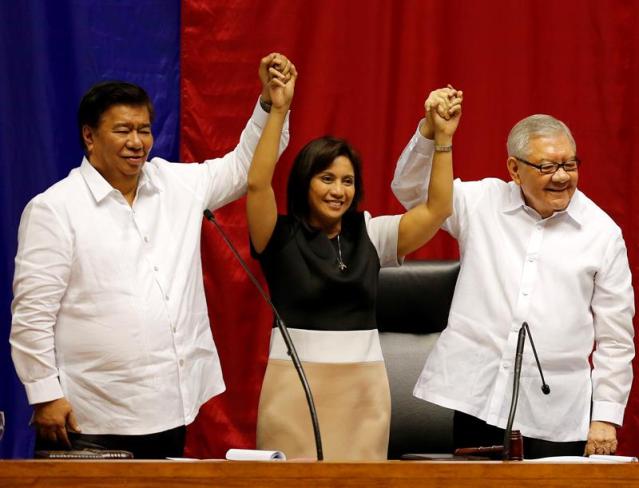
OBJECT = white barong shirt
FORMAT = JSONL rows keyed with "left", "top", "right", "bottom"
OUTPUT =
{"left": 11, "top": 100, "right": 289, "bottom": 435}
{"left": 391, "top": 125, "right": 634, "bottom": 442}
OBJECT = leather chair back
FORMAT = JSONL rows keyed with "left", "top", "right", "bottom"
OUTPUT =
{"left": 377, "top": 260, "right": 460, "bottom": 459}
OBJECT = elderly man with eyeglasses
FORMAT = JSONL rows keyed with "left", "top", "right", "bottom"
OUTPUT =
{"left": 391, "top": 108, "right": 634, "bottom": 459}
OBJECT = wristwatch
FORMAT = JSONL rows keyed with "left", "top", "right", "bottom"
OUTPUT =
{"left": 259, "top": 98, "right": 272, "bottom": 113}
{"left": 434, "top": 144, "right": 453, "bottom": 152}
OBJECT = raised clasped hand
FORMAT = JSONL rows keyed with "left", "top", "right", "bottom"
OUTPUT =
{"left": 259, "top": 52, "right": 293, "bottom": 105}
{"left": 420, "top": 85, "right": 463, "bottom": 140}
{"left": 427, "top": 84, "right": 462, "bottom": 138}
{"left": 267, "top": 60, "right": 297, "bottom": 112}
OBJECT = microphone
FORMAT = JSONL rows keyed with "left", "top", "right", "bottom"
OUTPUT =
{"left": 454, "top": 321, "right": 550, "bottom": 460}
{"left": 202, "top": 209, "right": 324, "bottom": 460}
{"left": 502, "top": 321, "right": 550, "bottom": 460}
{"left": 524, "top": 322, "right": 550, "bottom": 396}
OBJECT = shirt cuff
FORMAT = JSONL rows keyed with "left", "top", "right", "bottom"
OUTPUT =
{"left": 24, "top": 376, "right": 64, "bottom": 405}
{"left": 252, "top": 97, "right": 290, "bottom": 129}
{"left": 591, "top": 400, "right": 626, "bottom": 427}
{"left": 412, "top": 119, "right": 436, "bottom": 156}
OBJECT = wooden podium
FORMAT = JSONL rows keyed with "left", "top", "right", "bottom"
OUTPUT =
{"left": 1, "top": 460, "right": 638, "bottom": 487}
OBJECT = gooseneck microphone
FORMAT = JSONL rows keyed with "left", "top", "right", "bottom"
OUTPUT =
{"left": 524, "top": 322, "right": 551, "bottom": 396}
{"left": 502, "top": 321, "right": 550, "bottom": 460}
{"left": 203, "top": 209, "right": 324, "bottom": 460}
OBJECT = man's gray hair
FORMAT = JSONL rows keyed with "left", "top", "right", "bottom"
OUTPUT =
{"left": 507, "top": 114, "right": 576, "bottom": 159}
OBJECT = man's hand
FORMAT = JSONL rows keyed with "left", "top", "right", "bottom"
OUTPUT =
{"left": 32, "top": 397, "right": 80, "bottom": 449}
{"left": 259, "top": 53, "right": 292, "bottom": 105}
{"left": 419, "top": 85, "right": 463, "bottom": 140}
{"left": 584, "top": 421, "right": 618, "bottom": 456}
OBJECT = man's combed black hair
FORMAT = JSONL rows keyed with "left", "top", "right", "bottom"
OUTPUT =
{"left": 77, "top": 81, "right": 154, "bottom": 152}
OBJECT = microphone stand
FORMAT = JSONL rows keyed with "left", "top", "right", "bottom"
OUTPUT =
{"left": 455, "top": 321, "right": 550, "bottom": 461}
{"left": 502, "top": 321, "right": 550, "bottom": 460}
{"left": 203, "top": 210, "right": 324, "bottom": 460}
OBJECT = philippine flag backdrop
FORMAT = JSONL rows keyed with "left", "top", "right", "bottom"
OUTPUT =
{"left": 1, "top": 0, "right": 638, "bottom": 459}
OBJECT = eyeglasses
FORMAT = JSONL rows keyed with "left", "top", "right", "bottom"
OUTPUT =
{"left": 514, "top": 156, "right": 581, "bottom": 175}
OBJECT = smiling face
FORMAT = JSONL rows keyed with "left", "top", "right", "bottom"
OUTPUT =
{"left": 507, "top": 133, "right": 578, "bottom": 218}
{"left": 307, "top": 155, "right": 356, "bottom": 235}
{"left": 82, "top": 104, "right": 153, "bottom": 189}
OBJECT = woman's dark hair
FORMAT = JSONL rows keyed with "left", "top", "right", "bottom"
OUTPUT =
{"left": 286, "top": 136, "right": 363, "bottom": 221}
{"left": 77, "top": 81, "right": 154, "bottom": 153}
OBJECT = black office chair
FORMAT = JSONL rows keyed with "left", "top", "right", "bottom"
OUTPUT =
{"left": 377, "top": 260, "right": 460, "bottom": 459}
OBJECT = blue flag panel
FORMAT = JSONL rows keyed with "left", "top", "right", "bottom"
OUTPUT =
{"left": 0, "top": 0, "right": 180, "bottom": 459}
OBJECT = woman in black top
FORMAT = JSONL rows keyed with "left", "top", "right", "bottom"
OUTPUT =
{"left": 247, "top": 63, "right": 462, "bottom": 460}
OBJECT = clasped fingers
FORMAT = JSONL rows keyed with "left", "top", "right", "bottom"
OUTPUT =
{"left": 425, "top": 86, "right": 463, "bottom": 120}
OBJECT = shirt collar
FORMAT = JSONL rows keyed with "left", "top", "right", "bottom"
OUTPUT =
{"left": 502, "top": 181, "right": 584, "bottom": 226}
{"left": 80, "top": 158, "right": 114, "bottom": 203}
{"left": 137, "top": 162, "right": 163, "bottom": 194}
{"left": 79, "top": 157, "right": 161, "bottom": 203}
{"left": 562, "top": 190, "right": 585, "bottom": 225}
{"left": 502, "top": 182, "right": 526, "bottom": 214}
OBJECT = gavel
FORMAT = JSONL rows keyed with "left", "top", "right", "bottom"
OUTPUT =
{"left": 453, "top": 430, "right": 523, "bottom": 461}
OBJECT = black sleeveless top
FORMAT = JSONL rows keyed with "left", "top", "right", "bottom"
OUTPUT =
{"left": 253, "top": 212, "right": 381, "bottom": 331}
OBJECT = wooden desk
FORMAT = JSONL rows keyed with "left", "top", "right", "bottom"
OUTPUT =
{"left": 1, "top": 460, "right": 638, "bottom": 487}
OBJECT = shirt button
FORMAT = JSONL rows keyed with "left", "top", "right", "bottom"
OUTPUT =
{"left": 173, "top": 327, "right": 177, "bottom": 333}
{"left": 179, "top": 359, "right": 184, "bottom": 367}
{"left": 165, "top": 294, "right": 169, "bottom": 300}
{"left": 144, "top": 236, "right": 149, "bottom": 243}
{"left": 154, "top": 265, "right": 159, "bottom": 271}
{"left": 522, "top": 291, "right": 528, "bottom": 296}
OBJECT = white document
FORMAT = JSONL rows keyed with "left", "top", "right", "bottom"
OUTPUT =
{"left": 225, "top": 448, "right": 287, "bottom": 461}
{"left": 525, "top": 455, "right": 638, "bottom": 463}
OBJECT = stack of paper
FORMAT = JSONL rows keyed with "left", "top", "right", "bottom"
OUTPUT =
{"left": 525, "top": 455, "right": 637, "bottom": 463}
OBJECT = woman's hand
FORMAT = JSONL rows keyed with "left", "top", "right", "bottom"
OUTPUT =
{"left": 259, "top": 53, "right": 292, "bottom": 105}
{"left": 268, "top": 61, "right": 298, "bottom": 112}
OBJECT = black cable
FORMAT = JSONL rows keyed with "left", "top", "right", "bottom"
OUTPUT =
{"left": 522, "top": 322, "right": 550, "bottom": 395}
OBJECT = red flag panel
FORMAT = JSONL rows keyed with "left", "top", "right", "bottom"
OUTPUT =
{"left": 181, "top": 0, "right": 639, "bottom": 457}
